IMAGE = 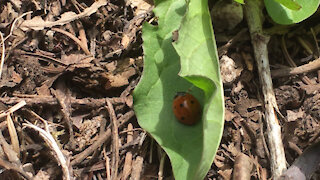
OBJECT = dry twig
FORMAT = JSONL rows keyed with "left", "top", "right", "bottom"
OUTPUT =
{"left": 130, "top": 156, "right": 143, "bottom": 180}
{"left": 279, "top": 36, "right": 313, "bottom": 84}
{"left": 0, "top": 96, "right": 128, "bottom": 109}
{"left": 272, "top": 57, "right": 320, "bottom": 78}
{"left": 218, "top": 28, "right": 248, "bottom": 57}
{"left": 106, "top": 99, "right": 120, "bottom": 179}
{"left": 0, "top": 158, "right": 32, "bottom": 180}
{"left": 0, "top": 101, "right": 26, "bottom": 119}
{"left": 121, "top": 123, "right": 133, "bottom": 180}
{"left": 244, "top": 0, "right": 286, "bottom": 178}
{"left": 0, "top": 101, "right": 23, "bottom": 156}
{"left": 2, "top": 11, "right": 32, "bottom": 43}
{"left": 52, "top": 28, "right": 91, "bottom": 55}
{"left": 71, "top": 110, "right": 134, "bottom": 165}
{"left": 104, "top": 149, "right": 111, "bottom": 180}
{"left": 76, "top": 21, "right": 89, "bottom": 52}
{"left": 0, "top": 32, "right": 5, "bottom": 80}
{"left": 158, "top": 149, "right": 166, "bottom": 180}
{"left": 51, "top": 87, "right": 76, "bottom": 149}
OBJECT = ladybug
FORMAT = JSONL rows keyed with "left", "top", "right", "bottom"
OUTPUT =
{"left": 172, "top": 92, "right": 202, "bottom": 125}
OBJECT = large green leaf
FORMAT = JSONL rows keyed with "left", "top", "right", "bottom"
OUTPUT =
{"left": 133, "top": 0, "right": 224, "bottom": 179}
{"left": 264, "top": 0, "right": 320, "bottom": 25}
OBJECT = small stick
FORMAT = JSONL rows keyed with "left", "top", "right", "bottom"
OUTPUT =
{"left": 119, "top": 128, "right": 143, "bottom": 135}
{"left": 52, "top": 27, "right": 91, "bottom": 55}
{"left": 71, "top": 110, "right": 134, "bottom": 165}
{"left": 103, "top": 146, "right": 111, "bottom": 180}
{"left": 0, "top": 96, "right": 127, "bottom": 109}
{"left": 76, "top": 21, "right": 88, "bottom": 52}
{"left": 121, "top": 123, "right": 133, "bottom": 180}
{"left": 245, "top": 0, "right": 286, "bottom": 178}
{"left": 158, "top": 149, "right": 166, "bottom": 180}
{"left": 0, "top": 101, "right": 26, "bottom": 119}
{"left": 0, "top": 32, "right": 5, "bottom": 79}
{"left": 0, "top": 158, "right": 32, "bottom": 180}
{"left": 106, "top": 99, "right": 119, "bottom": 180}
{"left": 271, "top": 57, "right": 320, "bottom": 78}
{"left": 130, "top": 156, "right": 143, "bottom": 180}
{"left": 1, "top": 11, "right": 33, "bottom": 43}
{"left": 51, "top": 88, "right": 76, "bottom": 149}
{"left": 218, "top": 28, "right": 248, "bottom": 57}
{"left": 6, "top": 115, "right": 19, "bottom": 156}
{"left": 18, "top": 50, "right": 67, "bottom": 67}
{"left": 280, "top": 36, "right": 313, "bottom": 85}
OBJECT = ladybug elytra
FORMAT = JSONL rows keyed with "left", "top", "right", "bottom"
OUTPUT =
{"left": 172, "top": 92, "right": 202, "bottom": 125}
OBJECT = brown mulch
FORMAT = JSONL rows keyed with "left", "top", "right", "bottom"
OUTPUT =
{"left": 0, "top": 0, "right": 319, "bottom": 179}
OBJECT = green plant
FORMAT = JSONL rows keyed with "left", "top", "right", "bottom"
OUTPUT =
{"left": 264, "top": 0, "right": 320, "bottom": 24}
{"left": 134, "top": 0, "right": 320, "bottom": 179}
{"left": 133, "top": 0, "right": 224, "bottom": 179}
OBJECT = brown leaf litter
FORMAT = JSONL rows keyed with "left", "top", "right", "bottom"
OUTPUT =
{"left": 0, "top": 0, "right": 319, "bottom": 179}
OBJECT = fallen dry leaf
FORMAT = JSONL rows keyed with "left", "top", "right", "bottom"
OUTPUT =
{"left": 20, "top": 0, "right": 108, "bottom": 31}
{"left": 127, "top": 0, "right": 153, "bottom": 16}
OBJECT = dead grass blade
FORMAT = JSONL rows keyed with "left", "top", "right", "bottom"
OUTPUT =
{"left": 6, "top": 115, "right": 19, "bottom": 156}
{"left": 23, "top": 122, "right": 73, "bottom": 180}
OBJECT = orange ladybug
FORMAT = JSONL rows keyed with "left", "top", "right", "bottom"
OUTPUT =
{"left": 172, "top": 92, "right": 202, "bottom": 125}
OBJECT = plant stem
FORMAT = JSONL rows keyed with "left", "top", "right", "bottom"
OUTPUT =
{"left": 244, "top": 0, "right": 287, "bottom": 178}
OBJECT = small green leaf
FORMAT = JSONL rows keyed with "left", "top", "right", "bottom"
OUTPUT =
{"left": 273, "top": 0, "right": 301, "bottom": 10}
{"left": 264, "top": 0, "right": 320, "bottom": 25}
{"left": 133, "top": 0, "right": 224, "bottom": 179}
{"left": 234, "top": 0, "right": 245, "bottom": 4}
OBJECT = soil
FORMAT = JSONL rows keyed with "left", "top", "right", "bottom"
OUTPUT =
{"left": 0, "top": 0, "right": 319, "bottom": 180}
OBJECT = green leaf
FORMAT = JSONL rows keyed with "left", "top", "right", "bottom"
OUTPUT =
{"left": 264, "top": 0, "right": 320, "bottom": 25}
{"left": 133, "top": 0, "right": 224, "bottom": 179}
{"left": 273, "top": 0, "right": 301, "bottom": 10}
{"left": 234, "top": 0, "right": 245, "bottom": 4}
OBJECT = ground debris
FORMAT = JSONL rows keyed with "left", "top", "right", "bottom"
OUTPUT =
{"left": 0, "top": 0, "right": 319, "bottom": 179}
